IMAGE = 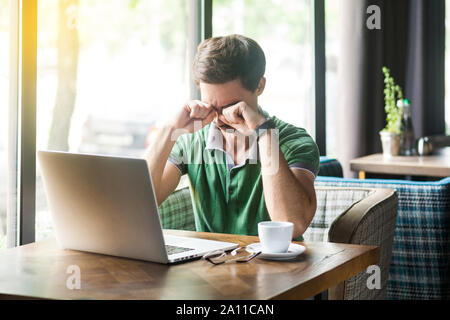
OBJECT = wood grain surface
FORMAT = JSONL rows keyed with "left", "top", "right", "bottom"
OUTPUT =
{"left": 0, "top": 230, "right": 378, "bottom": 300}
{"left": 350, "top": 152, "right": 450, "bottom": 177}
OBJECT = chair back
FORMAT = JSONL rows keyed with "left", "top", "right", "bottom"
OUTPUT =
{"left": 305, "top": 187, "right": 398, "bottom": 299}
{"left": 316, "top": 176, "right": 450, "bottom": 299}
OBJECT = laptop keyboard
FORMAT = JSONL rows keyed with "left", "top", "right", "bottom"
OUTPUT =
{"left": 165, "top": 244, "right": 195, "bottom": 255}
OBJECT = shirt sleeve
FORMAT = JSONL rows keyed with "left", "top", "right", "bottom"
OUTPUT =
{"left": 278, "top": 125, "right": 320, "bottom": 178}
{"left": 167, "top": 136, "right": 188, "bottom": 175}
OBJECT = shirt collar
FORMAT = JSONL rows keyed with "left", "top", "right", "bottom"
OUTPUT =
{"left": 205, "top": 122, "right": 224, "bottom": 152}
{"left": 205, "top": 122, "right": 259, "bottom": 167}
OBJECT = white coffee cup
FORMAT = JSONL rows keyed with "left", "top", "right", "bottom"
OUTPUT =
{"left": 258, "top": 221, "right": 294, "bottom": 253}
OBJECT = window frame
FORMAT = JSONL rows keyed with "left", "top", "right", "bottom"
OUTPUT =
{"left": 314, "top": 0, "right": 326, "bottom": 156}
{"left": 6, "top": 0, "right": 20, "bottom": 248}
{"left": 19, "top": 0, "right": 38, "bottom": 245}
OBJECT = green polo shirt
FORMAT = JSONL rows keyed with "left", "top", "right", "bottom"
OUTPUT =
{"left": 167, "top": 109, "right": 319, "bottom": 237}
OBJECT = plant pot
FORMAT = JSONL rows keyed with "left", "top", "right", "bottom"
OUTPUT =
{"left": 380, "top": 131, "right": 401, "bottom": 158}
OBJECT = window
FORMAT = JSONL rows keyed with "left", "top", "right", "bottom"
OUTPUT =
{"left": 0, "top": 0, "right": 10, "bottom": 249}
{"left": 212, "top": 0, "right": 315, "bottom": 135}
{"left": 16, "top": 0, "right": 325, "bottom": 245}
{"left": 7, "top": 1, "right": 449, "bottom": 247}
{"left": 36, "top": 0, "right": 190, "bottom": 240}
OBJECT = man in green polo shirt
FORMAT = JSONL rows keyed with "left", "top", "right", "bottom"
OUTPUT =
{"left": 146, "top": 34, "right": 319, "bottom": 239}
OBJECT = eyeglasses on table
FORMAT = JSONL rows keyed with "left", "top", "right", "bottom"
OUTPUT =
{"left": 202, "top": 246, "right": 261, "bottom": 265}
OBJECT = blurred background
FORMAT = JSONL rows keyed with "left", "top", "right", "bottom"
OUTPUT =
{"left": 0, "top": 0, "right": 449, "bottom": 246}
{"left": 4, "top": 0, "right": 332, "bottom": 242}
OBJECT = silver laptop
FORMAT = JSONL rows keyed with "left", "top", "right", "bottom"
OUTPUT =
{"left": 37, "top": 150, "right": 238, "bottom": 264}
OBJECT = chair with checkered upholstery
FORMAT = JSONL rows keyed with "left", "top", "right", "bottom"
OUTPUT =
{"left": 304, "top": 187, "right": 398, "bottom": 299}
{"left": 158, "top": 157, "right": 345, "bottom": 231}
{"left": 315, "top": 175, "right": 450, "bottom": 300}
{"left": 312, "top": 156, "right": 450, "bottom": 299}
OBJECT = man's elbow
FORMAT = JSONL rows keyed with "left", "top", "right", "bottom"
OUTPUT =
{"left": 292, "top": 197, "right": 317, "bottom": 240}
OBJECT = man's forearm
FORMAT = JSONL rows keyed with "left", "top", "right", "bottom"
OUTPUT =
{"left": 258, "top": 130, "right": 316, "bottom": 238}
{"left": 145, "top": 124, "right": 177, "bottom": 202}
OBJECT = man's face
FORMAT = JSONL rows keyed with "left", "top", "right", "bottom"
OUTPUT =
{"left": 199, "top": 79, "right": 260, "bottom": 132}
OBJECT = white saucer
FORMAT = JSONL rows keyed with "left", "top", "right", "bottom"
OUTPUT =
{"left": 246, "top": 243, "right": 306, "bottom": 261}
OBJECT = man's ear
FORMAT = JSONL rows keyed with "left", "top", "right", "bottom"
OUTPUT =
{"left": 255, "top": 77, "right": 266, "bottom": 96}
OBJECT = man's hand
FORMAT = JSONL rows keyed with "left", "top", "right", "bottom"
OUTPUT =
{"left": 146, "top": 99, "right": 213, "bottom": 206}
{"left": 218, "top": 101, "right": 267, "bottom": 135}
{"left": 171, "top": 100, "right": 215, "bottom": 133}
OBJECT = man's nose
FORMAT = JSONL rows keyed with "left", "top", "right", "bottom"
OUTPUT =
{"left": 213, "top": 106, "right": 222, "bottom": 115}
{"left": 212, "top": 107, "right": 221, "bottom": 120}
{"left": 214, "top": 113, "right": 222, "bottom": 124}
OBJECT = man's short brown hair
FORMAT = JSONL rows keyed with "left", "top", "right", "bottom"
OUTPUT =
{"left": 193, "top": 34, "right": 266, "bottom": 92}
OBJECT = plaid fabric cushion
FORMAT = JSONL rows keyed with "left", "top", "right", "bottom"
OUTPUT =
{"left": 341, "top": 191, "right": 398, "bottom": 300}
{"left": 158, "top": 187, "right": 195, "bottom": 231}
{"left": 307, "top": 187, "right": 397, "bottom": 300}
{"left": 158, "top": 157, "right": 342, "bottom": 231}
{"left": 304, "top": 188, "right": 372, "bottom": 242}
{"left": 318, "top": 157, "right": 344, "bottom": 177}
{"left": 160, "top": 180, "right": 365, "bottom": 238}
{"left": 315, "top": 176, "right": 450, "bottom": 300}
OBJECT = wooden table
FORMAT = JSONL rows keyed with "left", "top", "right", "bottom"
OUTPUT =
{"left": 350, "top": 149, "right": 450, "bottom": 179}
{"left": 0, "top": 230, "right": 378, "bottom": 300}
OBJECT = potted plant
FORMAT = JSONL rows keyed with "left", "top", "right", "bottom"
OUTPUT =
{"left": 380, "top": 66, "right": 403, "bottom": 157}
